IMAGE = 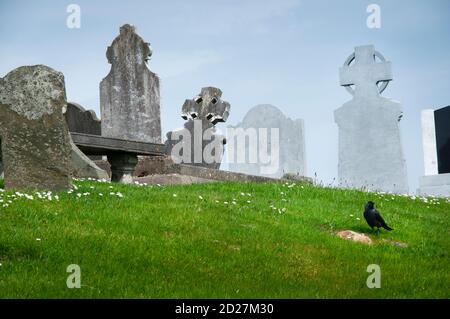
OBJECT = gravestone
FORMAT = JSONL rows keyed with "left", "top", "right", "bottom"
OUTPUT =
{"left": 334, "top": 45, "right": 408, "bottom": 193}
{"left": 0, "top": 65, "right": 71, "bottom": 190}
{"left": 100, "top": 24, "right": 161, "bottom": 143}
{"left": 63, "top": 102, "right": 109, "bottom": 180}
{"left": 418, "top": 106, "right": 450, "bottom": 197}
{"left": 65, "top": 102, "right": 101, "bottom": 135}
{"left": 0, "top": 146, "right": 3, "bottom": 178}
{"left": 435, "top": 106, "right": 450, "bottom": 174}
{"left": 228, "top": 104, "right": 306, "bottom": 178}
{"left": 165, "top": 87, "right": 230, "bottom": 169}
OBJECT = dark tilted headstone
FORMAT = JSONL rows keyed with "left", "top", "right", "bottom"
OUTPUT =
{"left": 65, "top": 102, "right": 101, "bottom": 135}
{"left": 0, "top": 65, "right": 72, "bottom": 190}
{"left": 165, "top": 87, "right": 230, "bottom": 169}
{"left": 434, "top": 106, "right": 450, "bottom": 174}
{"left": 100, "top": 24, "right": 161, "bottom": 143}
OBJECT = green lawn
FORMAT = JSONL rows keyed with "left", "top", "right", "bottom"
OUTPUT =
{"left": 0, "top": 178, "right": 448, "bottom": 298}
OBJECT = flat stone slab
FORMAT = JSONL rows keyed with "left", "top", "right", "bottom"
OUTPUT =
{"left": 134, "top": 174, "right": 212, "bottom": 185}
{"left": 71, "top": 132, "right": 165, "bottom": 156}
{"left": 336, "top": 230, "right": 373, "bottom": 245}
{"left": 418, "top": 173, "right": 450, "bottom": 197}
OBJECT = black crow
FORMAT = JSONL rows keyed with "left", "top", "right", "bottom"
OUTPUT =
{"left": 364, "top": 201, "right": 393, "bottom": 232}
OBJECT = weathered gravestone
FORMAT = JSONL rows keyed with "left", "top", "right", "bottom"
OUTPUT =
{"left": 418, "top": 106, "right": 450, "bottom": 197}
{"left": 64, "top": 102, "right": 110, "bottom": 180}
{"left": 100, "top": 24, "right": 161, "bottom": 143}
{"left": 334, "top": 45, "right": 409, "bottom": 193}
{"left": 165, "top": 87, "right": 230, "bottom": 169}
{"left": 65, "top": 102, "right": 101, "bottom": 135}
{"left": 228, "top": 104, "right": 306, "bottom": 178}
{"left": 0, "top": 65, "right": 71, "bottom": 190}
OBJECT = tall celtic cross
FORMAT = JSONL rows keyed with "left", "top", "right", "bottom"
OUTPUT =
{"left": 339, "top": 45, "right": 393, "bottom": 98}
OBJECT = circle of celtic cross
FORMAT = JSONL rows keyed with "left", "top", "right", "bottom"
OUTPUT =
{"left": 343, "top": 50, "right": 390, "bottom": 95}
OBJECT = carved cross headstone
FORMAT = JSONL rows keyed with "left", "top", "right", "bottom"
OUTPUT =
{"left": 165, "top": 87, "right": 230, "bottom": 169}
{"left": 334, "top": 45, "right": 408, "bottom": 193}
{"left": 100, "top": 24, "right": 161, "bottom": 143}
{"left": 0, "top": 65, "right": 72, "bottom": 190}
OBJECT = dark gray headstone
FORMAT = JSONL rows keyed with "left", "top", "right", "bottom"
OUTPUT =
{"left": 165, "top": 87, "right": 230, "bottom": 169}
{"left": 65, "top": 102, "right": 101, "bottom": 135}
{"left": 0, "top": 65, "right": 72, "bottom": 190}
{"left": 434, "top": 105, "right": 450, "bottom": 174}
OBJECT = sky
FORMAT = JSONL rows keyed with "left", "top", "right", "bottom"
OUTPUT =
{"left": 1, "top": 0, "right": 449, "bottom": 192}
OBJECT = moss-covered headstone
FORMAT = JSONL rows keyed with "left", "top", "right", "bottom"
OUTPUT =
{"left": 0, "top": 65, "right": 72, "bottom": 190}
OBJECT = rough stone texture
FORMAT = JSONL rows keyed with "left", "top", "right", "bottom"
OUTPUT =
{"left": 69, "top": 138, "right": 110, "bottom": 180}
{"left": 0, "top": 147, "right": 3, "bottom": 178}
{"left": 334, "top": 45, "right": 408, "bottom": 194}
{"left": 336, "top": 230, "right": 372, "bottom": 245}
{"left": 109, "top": 153, "right": 138, "bottom": 183}
{"left": 65, "top": 102, "right": 101, "bottom": 135}
{"left": 381, "top": 239, "right": 408, "bottom": 248}
{"left": 165, "top": 87, "right": 230, "bottom": 169}
{"left": 133, "top": 155, "right": 173, "bottom": 177}
{"left": 131, "top": 154, "right": 312, "bottom": 184}
{"left": 134, "top": 174, "right": 212, "bottom": 185}
{"left": 0, "top": 65, "right": 71, "bottom": 190}
{"left": 168, "top": 160, "right": 311, "bottom": 184}
{"left": 94, "top": 159, "right": 112, "bottom": 178}
{"left": 64, "top": 103, "right": 108, "bottom": 179}
{"left": 228, "top": 104, "right": 306, "bottom": 178}
{"left": 100, "top": 24, "right": 161, "bottom": 143}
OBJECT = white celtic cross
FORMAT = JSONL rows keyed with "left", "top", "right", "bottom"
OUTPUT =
{"left": 340, "top": 45, "right": 393, "bottom": 97}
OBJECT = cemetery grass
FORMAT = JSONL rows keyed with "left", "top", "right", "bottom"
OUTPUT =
{"left": 0, "top": 179, "right": 448, "bottom": 299}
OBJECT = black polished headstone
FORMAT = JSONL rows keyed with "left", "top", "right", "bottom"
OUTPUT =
{"left": 434, "top": 105, "right": 450, "bottom": 174}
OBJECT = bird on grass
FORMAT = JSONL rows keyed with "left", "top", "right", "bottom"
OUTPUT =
{"left": 364, "top": 201, "right": 393, "bottom": 233}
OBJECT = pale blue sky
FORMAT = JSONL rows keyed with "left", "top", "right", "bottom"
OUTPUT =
{"left": 1, "top": 0, "right": 449, "bottom": 191}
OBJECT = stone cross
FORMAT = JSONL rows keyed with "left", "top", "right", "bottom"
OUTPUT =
{"left": 0, "top": 65, "right": 72, "bottom": 191}
{"left": 334, "top": 45, "right": 408, "bottom": 194}
{"left": 100, "top": 24, "right": 161, "bottom": 143}
{"left": 339, "top": 45, "right": 392, "bottom": 98}
{"left": 165, "top": 87, "right": 230, "bottom": 169}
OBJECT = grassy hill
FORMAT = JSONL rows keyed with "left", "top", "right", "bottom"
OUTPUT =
{"left": 0, "top": 178, "right": 448, "bottom": 298}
